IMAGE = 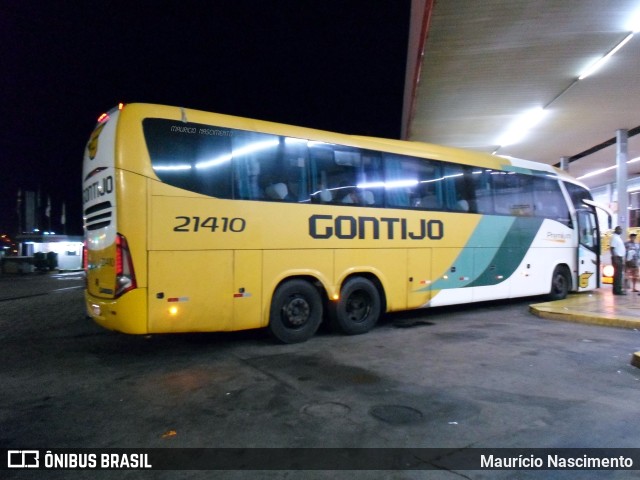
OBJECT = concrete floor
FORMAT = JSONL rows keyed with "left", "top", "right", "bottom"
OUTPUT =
{"left": 2, "top": 273, "right": 640, "bottom": 479}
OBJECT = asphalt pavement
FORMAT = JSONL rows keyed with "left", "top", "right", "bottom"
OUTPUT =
{"left": 1, "top": 272, "right": 640, "bottom": 479}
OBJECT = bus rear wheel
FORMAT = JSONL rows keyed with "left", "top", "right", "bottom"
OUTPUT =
{"left": 548, "top": 265, "right": 571, "bottom": 300}
{"left": 330, "top": 277, "right": 381, "bottom": 335}
{"left": 268, "top": 279, "right": 323, "bottom": 344}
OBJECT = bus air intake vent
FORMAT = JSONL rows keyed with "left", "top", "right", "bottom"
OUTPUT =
{"left": 84, "top": 201, "right": 113, "bottom": 231}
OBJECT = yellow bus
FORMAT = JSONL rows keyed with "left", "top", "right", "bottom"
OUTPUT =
{"left": 83, "top": 103, "right": 605, "bottom": 343}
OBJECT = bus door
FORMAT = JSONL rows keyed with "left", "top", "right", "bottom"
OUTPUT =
{"left": 576, "top": 209, "right": 599, "bottom": 290}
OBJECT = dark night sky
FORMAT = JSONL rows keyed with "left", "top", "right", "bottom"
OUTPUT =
{"left": 0, "top": 1, "right": 410, "bottom": 236}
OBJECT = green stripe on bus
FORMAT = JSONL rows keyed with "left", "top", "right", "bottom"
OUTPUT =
{"left": 467, "top": 217, "right": 542, "bottom": 287}
{"left": 426, "top": 216, "right": 542, "bottom": 291}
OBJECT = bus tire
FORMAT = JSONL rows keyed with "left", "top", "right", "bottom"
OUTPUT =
{"left": 548, "top": 265, "right": 571, "bottom": 300}
{"left": 330, "top": 277, "right": 381, "bottom": 335}
{"left": 268, "top": 279, "right": 323, "bottom": 344}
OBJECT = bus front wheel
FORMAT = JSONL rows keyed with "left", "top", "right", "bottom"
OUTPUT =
{"left": 269, "top": 279, "right": 323, "bottom": 344}
{"left": 330, "top": 277, "right": 381, "bottom": 335}
{"left": 548, "top": 266, "right": 571, "bottom": 301}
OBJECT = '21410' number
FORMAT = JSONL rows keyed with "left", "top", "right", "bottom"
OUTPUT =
{"left": 173, "top": 216, "right": 246, "bottom": 232}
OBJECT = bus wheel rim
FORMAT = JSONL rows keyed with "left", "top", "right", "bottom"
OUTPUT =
{"left": 346, "top": 292, "right": 371, "bottom": 323}
{"left": 282, "top": 296, "right": 310, "bottom": 327}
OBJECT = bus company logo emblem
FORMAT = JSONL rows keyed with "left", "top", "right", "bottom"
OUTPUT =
{"left": 579, "top": 272, "right": 594, "bottom": 288}
{"left": 7, "top": 450, "right": 39, "bottom": 468}
{"left": 87, "top": 123, "right": 106, "bottom": 160}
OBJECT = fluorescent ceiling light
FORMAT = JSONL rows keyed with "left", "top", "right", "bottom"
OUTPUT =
{"left": 577, "top": 165, "right": 617, "bottom": 180}
{"left": 577, "top": 156, "right": 640, "bottom": 180}
{"left": 579, "top": 33, "right": 634, "bottom": 80}
{"left": 496, "top": 107, "right": 547, "bottom": 147}
{"left": 628, "top": 8, "right": 640, "bottom": 32}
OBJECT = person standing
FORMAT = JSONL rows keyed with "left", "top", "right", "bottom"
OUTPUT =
{"left": 625, "top": 233, "right": 640, "bottom": 292}
{"left": 610, "top": 226, "right": 627, "bottom": 295}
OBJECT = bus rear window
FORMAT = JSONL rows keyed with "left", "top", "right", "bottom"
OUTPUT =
{"left": 143, "top": 119, "right": 234, "bottom": 199}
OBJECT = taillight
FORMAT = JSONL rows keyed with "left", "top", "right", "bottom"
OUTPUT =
{"left": 82, "top": 242, "right": 88, "bottom": 271}
{"left": 115, "top": 233, "right": 137, "bottom": 297}
{"left": 82, "top": 242, "right": 88, "bottom": 288}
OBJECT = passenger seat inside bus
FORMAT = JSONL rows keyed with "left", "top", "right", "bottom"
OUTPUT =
{"left": 341, "top": 189, "right": 376, "bottom": 205}
{"left": 456, "top": 199, "right": 469, "bottom": 211}
{"left": 265, "top": 183, "right": 289, "bottom": 201}
{"left": 418, "top": 194, "right": 440, "bottom": 209}
{"left": 361, "top": 190, "right": 375, "bottom": 205}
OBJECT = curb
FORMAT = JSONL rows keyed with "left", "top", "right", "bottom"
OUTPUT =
{"left": 529, "top": 305, "right": 640, "bottom": 330}
{"left": 632, "top": 352, "right": 640, "bottom": 369}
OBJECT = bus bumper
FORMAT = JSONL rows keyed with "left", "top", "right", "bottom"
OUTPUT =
{"left": 85, "top": 288, "right": 148, "bottom": 334}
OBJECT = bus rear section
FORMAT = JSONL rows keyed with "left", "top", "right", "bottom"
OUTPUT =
{"left": 83, "top": 107, "right": 147, "bottom": 334}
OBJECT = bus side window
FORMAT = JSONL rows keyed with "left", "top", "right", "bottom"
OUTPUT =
{"left": 384, "top": 154, "right": 430, "bottom": 209}
{"left": 472, "top": 168, "right": 495, "bottom": 215}
{"left": 533, "top": 177, "right": 571, "bottom": 226}
{"left": 279, "top": 137, "right": 311, "bottom": 202}
{"left": 490, "top": 172, "right": 535, "bottom": 216}
{"left": 414, "top": 162, "right": 443, "bottom": 210}
{"left": 309, "top": 143, "right": 362, "bottom": 204}
{"left": 383, "top": 154, "right": 407, "bottom": 207}
{"left": 440, "top": 164, "right": 475, "bottom": 212}
{"left": 360, "top": 151, "right": 384, "bottom": 206}
{"left": 231, "top": 131, "right": 281, "bottom": 200}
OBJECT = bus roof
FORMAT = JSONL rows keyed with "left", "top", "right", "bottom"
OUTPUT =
{"left": 117, "top": 103, "right": 586, "bottom": 186}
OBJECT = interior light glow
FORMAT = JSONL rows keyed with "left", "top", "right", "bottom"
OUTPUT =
{"left": 356, "top": 179, "right": 419, "bottom": 189}
{"left": 195, "top": 154, "right": 232, "bottom": 169}
{"left": 195, "top": 139, "right": 279, "bottom": 170}
{"left": 419, "top": 173, "right": 464, "bottom": 185}
{"left": 496, "top": 107, "right": 547, "bottom": 147}
{"left": 284, "top": 137, "right": 307, "bottom": 145}
{"left": 578, "top": 33, "right": 634, "bottom": 80}
{"left": 153, "top": 164, "right": 192, "bottom": 171}
{"left": 356, "top": 181, "right": 386, "bottom": 189}
{"left": 384, "top": 179, "right": 419, "bottom": 188}
{"left": 234, "top": 139, "right": 280, "bottom": 157}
